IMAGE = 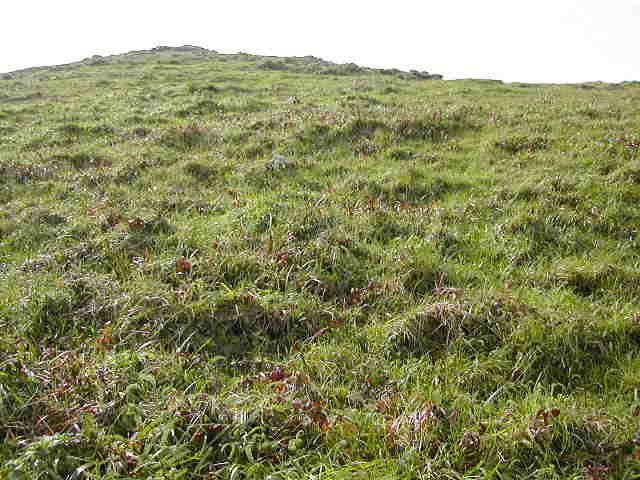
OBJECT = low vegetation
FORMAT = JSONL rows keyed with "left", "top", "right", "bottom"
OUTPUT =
{"left": 1, "top": 46, "right": 639, "bottom": 479}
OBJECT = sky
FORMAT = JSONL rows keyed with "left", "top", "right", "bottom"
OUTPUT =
{"left": 2, "top": 1, "right": 639, "bottom": 83}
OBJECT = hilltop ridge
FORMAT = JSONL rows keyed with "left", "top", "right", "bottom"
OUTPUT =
{"left": 2, "top": 44, "right": 443, "bottom": 81}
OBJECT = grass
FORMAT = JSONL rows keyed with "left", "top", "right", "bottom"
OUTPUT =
{"left": 1, "top": 46, "right": 640, "bottom": 479}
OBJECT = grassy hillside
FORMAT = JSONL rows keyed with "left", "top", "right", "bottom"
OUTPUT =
{"left": 1, "top": 46, "right": 640, "bottom": 479}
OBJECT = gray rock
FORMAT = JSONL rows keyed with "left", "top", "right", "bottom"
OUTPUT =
{"left": 266, "top": 154, "right": 294, "bottom": 170}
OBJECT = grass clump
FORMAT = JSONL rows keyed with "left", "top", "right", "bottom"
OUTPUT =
{"left": 495, "top": 135, "right": 550, "bottom": 154}
{"left": 387, "top": 291, "right": 528, "bottom": 356}
{"left": 159, "top": 124, "right": 218, "bottom": 150}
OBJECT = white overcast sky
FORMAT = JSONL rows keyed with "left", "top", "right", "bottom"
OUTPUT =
{"left": 1, "top": 0, "right": 639, "bottom": 83}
